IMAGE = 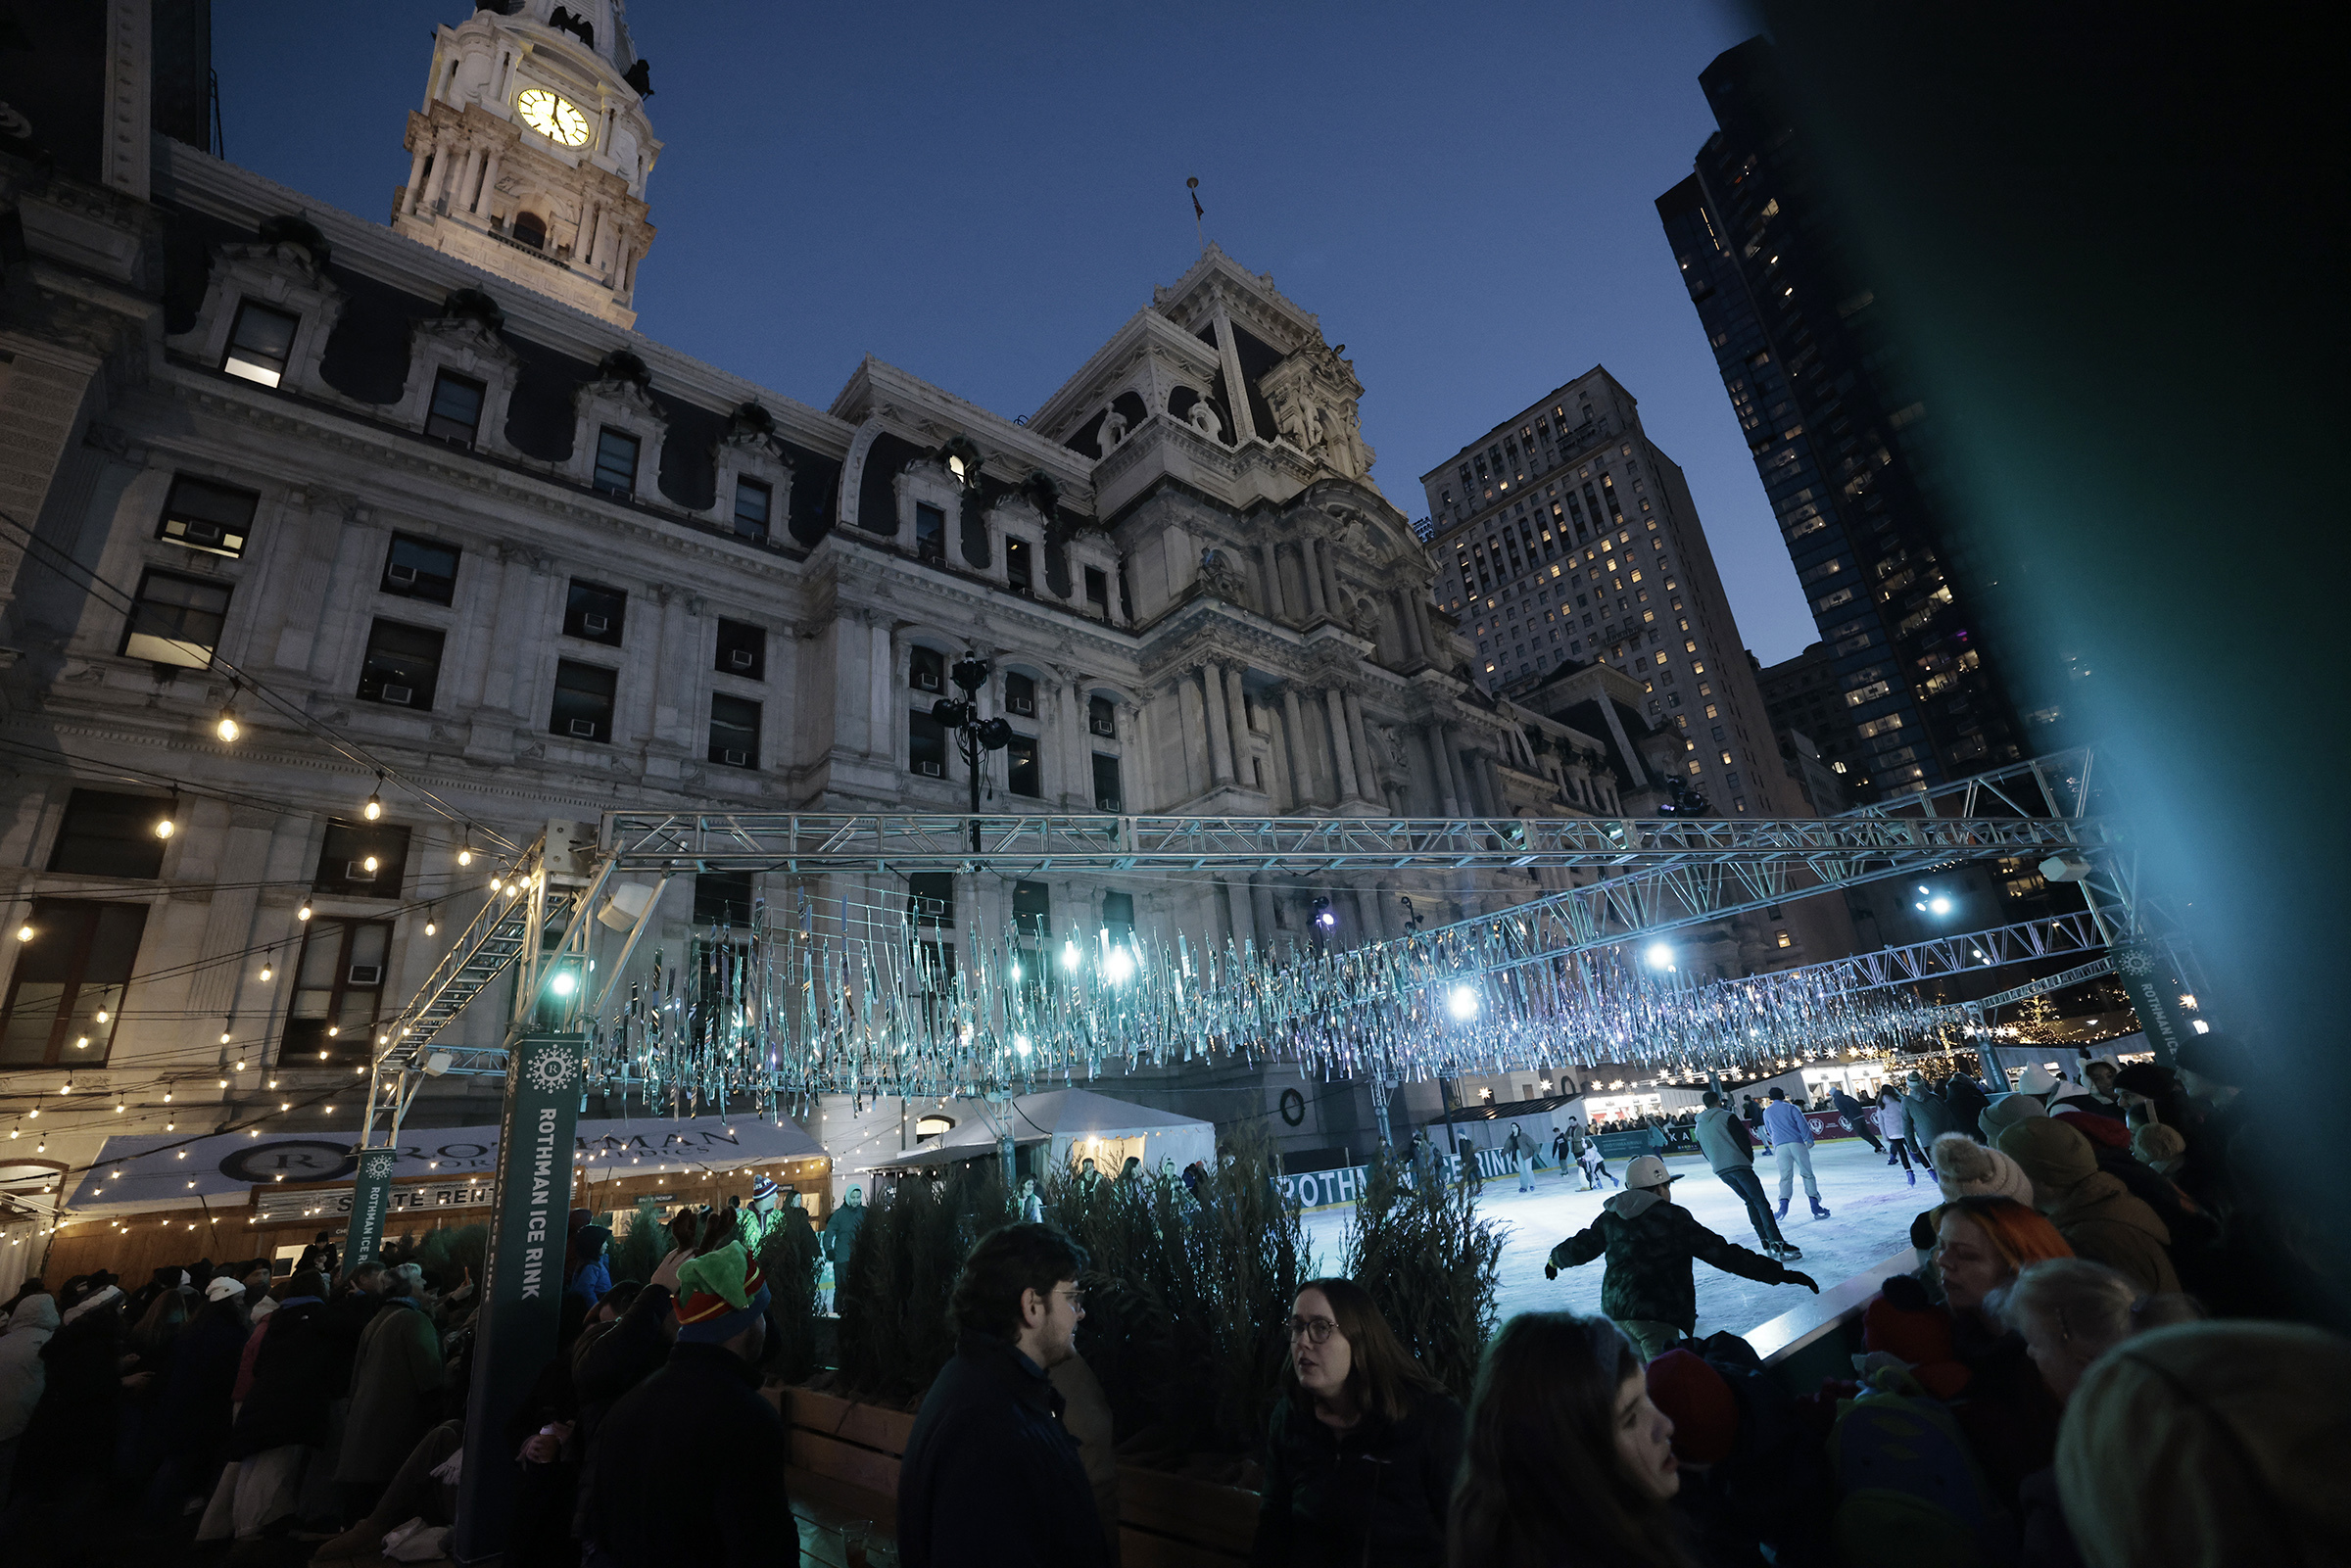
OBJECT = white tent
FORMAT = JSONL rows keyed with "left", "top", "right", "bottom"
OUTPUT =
{"left": 876, "top": 1088, "right": 1215, "bottom": 1176}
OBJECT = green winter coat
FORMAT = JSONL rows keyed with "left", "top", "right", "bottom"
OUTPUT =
{"left": 1548, "top": 1187, "right": 1796, "bottom": 1331}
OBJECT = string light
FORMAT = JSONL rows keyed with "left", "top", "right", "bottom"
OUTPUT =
{"left": 298, "top": 903, "right": 313, "bottom": 922}
{"left": 14, "top": 923, "right": 30, "bottom": 942}
{"left": 216, "top": 680, "right": 242, "bottom": 742}
{"left": 457, "top": 841, "right": 473, "bottom": 867}
{"left": 155, "top": 790, "right": 178, "bottom": 839}
{"left": 259, "top": 952, "right": 275, "bottom": 982}
{"left": 424, "top": 909, "right": 437, "bottom": 936}
{"left": 363, "top": 774, "right": 385, "bottom": 821}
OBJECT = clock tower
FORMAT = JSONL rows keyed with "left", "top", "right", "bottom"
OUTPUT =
{"left": 391, "top": 1, "right": 660, "bottom": 329}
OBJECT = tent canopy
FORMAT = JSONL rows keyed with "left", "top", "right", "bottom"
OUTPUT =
{"left": 878, "top": 1087, "right": 1215, "bottom": 1173}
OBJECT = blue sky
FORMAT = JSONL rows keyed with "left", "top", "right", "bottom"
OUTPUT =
{"left": 215, "top": 1, "right": 1814, "bottom": 663}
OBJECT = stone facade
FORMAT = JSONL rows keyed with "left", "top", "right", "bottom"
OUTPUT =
{"left": 0, "top": 11, "right": 1685, "bottom": 1204}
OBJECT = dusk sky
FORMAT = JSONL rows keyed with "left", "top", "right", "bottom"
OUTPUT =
{"left": 214, "top": 1, "right": 1815, "bottom": 663}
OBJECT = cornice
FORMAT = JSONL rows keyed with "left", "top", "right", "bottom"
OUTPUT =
{"left": 826, "top": 358, "right": 1098, "bottom": 502}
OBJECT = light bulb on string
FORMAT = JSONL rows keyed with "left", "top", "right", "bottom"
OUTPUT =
{"left": 363, "top": 774, "right": 385, "bottom": 821}
{"left": 456, "top": 840, "right": 472, "bottom": 867}
{"left": 155, "top": 790, "right": 178, "bottom": 839}
{"left": 424, "top": 909, "right": 437, "bottom": 936}
{"left": 298, "top": 903, "right": 313, "bottom": 922}
{"left": 259, "top": 952, "right": 274, "bottom": 982}
{"left": 93, "top": 1007, "right": 108, "bottom": 1022}
{"left": 216, "top": 681, "right": 242, "bottom": 742}
{"left": 14, "top": 923, "right": 31, "bottom": 942}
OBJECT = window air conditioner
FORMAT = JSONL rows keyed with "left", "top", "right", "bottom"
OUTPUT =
{"left": 583, "top": 613, "right": 609, "bottom": 635}
{"left": 345, "top": 860, "right": 377, "bottom": 881}
{"left": 916, "top": 671, "right": 940, "bottom": 690}
{"left": 917, "top": 760, "right": 942, "bottom": 778}
{"left": 347, "top": 964, "right": 384, "bottom": 985}
{"left": 1007, "top": 696, "right": 1033, "bottom": 715}
{"left": 568, "top": 718, "right": 599, "bottom": 737}
{"left": 723, "top": 748, "right": 749, "bottom": 766}
{"left": 1096, "top": 797, "right": 1122, "bottom": 812}
{"left": 180, "top": 519, "right": 223, "bottom": 544}
{"left": 1090, "top": 717, "right": 1115, "bottom": 736}
{"left": 728, "top": 648, "right": 754, "bottom": 670}
{"left": 380, "top": 684, "right": 414, "bottom": 706}
{"left": 388, "top": 564, "right": 417, "bottom": 586}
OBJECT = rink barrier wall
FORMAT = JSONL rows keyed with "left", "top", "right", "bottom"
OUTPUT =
{"left": 777, "top": 1386, "right": 1254, "bottom": 1565}
{"left": 1747, "top": 1246, "right": 1917, "bottom": 1385}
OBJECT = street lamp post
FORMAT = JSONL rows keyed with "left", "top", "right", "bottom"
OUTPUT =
{"left": 932, "top": 654, "right": 1012, "bottom": 852}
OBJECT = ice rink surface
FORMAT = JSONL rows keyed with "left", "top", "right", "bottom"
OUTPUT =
{"left": 1303, "top": 1135, "right": 1923, "bottom": 1340}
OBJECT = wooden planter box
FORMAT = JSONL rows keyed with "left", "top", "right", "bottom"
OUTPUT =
{"left": 776, "top": 1386, "right": 1257, "bottom": 1566}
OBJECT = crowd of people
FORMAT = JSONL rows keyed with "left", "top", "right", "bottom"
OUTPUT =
{"left": 0, "top": 1031, "right": 2338, "bottom": 1567}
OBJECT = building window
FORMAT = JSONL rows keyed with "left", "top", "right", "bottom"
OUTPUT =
{"left": 312, "top": 819, "right": 411, "bottom": 899}
{"left": 694, "top": 871, "right": 755, "bottom": 926}
{"left": 1087, "top": 695, "right": 1117, "bottom": 737}
{"left": 914, "top": 501, "right": 946, "bottom": 563}
{"left": 1006, "top": 536, "right": 1032, "bottom": 594}
{"left": 709, "top": 692, "right": 760, "bottom": 768}
{"left": 1102, "top": 889, "right": 1135, "bottom": 939}
{"left": 564, "top": 579, "right": 627, "bottom": 644}
{"left": 908, "top": 872, "right": 955, "bottom": 927}
{"left": 910, "top": 645, "right": 945, "bottom": 693}
{"left": 733, "top": 477, "right": 771, "bottom": 543}
{"left": 1775, "top": 929, "right": 1793, "bottom": 948}
{"left": 551, "top": 659, "right": 618, "bottom": 741}
{"left": 282, "top": 918, "right": 391, "bottom": 1065}
{"left": 512, "top": 211, "right": 549, "bottom": 250}
{"left": 121, "top": 568, "right": 230, "bottom": 668}
{"left": 0, "top": 898, "right": 147, "bottom": 1066}
{"left": 1007, "top": 734, "right": 1040, "bottom": 797}
{"left": 48, "top": 789, "right": 170, "bottom": 879}
{"left": 382, "top": 534, "right": 460, "bottom": 604}
{"left": 221, "top": 300, "right": 300, "bottom": 387}
{"left": 358, "top": 619, "right": 446, "bottom": 709}
{"left": 157, "top": 475, "right": 258, "bottom": 558}
{"left": 1013, "top": 880, "right": 1051, "bottom": 941}
{"left": 425, "top": 370, "right": 486, "bottom": 445}
{"left": 1084, "top": 566, "right": 1109, "bottom": 612}
{"left": 909, "top": 711, "right": 948, "bottom": 777}
{"left": 593, "top": 426, "right": 641, "bottom": 495}
{"left": 1004, "top": 671, "right": 1036, "bottom": 717}
{"left": 1091, "top": 753, "right": 1123, "bottom": 811}
{"left": 715, "top": 618, "right": 765, "bottom": 679}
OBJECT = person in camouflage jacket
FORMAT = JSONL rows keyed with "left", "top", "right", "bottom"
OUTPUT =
{"left": 1544, "top": 1155, "right": 1818, "bottom": 1359}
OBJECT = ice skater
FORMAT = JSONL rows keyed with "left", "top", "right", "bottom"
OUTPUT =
{"left": 1506, "top": 1126, "right": 1536, "bottom": 1192}
{"left": 1542, "top": 1154, "right": 1819, "bottom": 1359}
{"left": 1877, "top": 1086, "right": 1917, "bottom": 1183}
{"left": 1761, "top": 1086, "right": 1831, "bottom": 1221}
{"left": 1830, "top": 1085, "right": 1886, "bottom": 1153}
{"left": 1695, "top": 1090, "right": 1799, "bottom": 1259}
{"left": 1579, "top": 1136, "right": 1619, "bottom": 1190}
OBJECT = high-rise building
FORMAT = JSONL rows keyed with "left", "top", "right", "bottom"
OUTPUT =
{"left": 1417, "top": 369, "right": 1805, "bottom": 819}
{"left": 1755, "top": 642, "right": 1862, "bottom": 807}
{"left": 1656, "top": 37, "right": 2033, "bottom": 801}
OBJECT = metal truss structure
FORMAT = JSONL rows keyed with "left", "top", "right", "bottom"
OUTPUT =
{"left": 357, "top": 749, "right": 2133, "bottom": 1140}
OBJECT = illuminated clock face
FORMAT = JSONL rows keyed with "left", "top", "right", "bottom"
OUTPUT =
{"left": 516, "top": 87, "right": 591, "bottom": 148}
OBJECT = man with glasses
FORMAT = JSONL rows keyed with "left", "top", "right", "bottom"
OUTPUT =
{"left": 898, "top": 1223, "right": 1108, "bottom": 1567}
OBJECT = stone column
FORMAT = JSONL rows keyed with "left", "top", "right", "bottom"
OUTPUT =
{"left": 1322, "top": 689, "right": 1360, "bottom": 804}
{"left": 1344, "top": 691, "right": 1381, "bottom": 803}
{"left": 1176, "top": 678, "right": 1211, "bottom": 798}
{"left": 869, "top": 620, "right": 894, "bottom": 763}
{"left": 1210, "top": 296, "right": 1254, "bottom": 441}
{"left": 1300, "top": 540, "right": 1328, "bottom": 621}
{"left": 1056, "top": 678, "right": 1086, "bottom": 806}
{"left": 1280, "top": 687, "right": 1314, "bottom": 807}
{"left": 1435, "top": 724, "right": 1470, "bottom": 817}
{"left": 1223, "top": 877, "right": 1258, "bottom": 951}
{"left": 473, "top": 147, "right": 501, "bottom": 215}
{"left": 1250, "top": 878, "right": 1278, "bottom": 949}
{"left": 1319, "top": 540, "right": 1346, "bottom": 619}
{"left": 1122, "top": 699, "right": 1150, "bottom": 812}
{"left": 403, "top": 144, "right": 430, "bottom": 214}
{"left": 1256, "top": 544, "right": 1285, "bottom": 620}
{"left": 1223, "top": 666, "right": 1254, "bottom": 790}
{"left": 1200, "top": 663, "right": 1235, "bottom": 785}
{"left": 420, "top": 128, "right": 458, "bottom": 211}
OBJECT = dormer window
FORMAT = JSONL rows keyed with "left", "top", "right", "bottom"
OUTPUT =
{"left": 512, "top": 212, "right": 549, "bottom": 251}
{"left": 733, "top": 478, "right": 772, "bottom": 543}
{"left": 593, "top": 427, "right": 640, "bottom": 495}
{"left": 221, "top": 301, "right": 300, "bottom": 387}
{"left": 425, "top": 371, "right": 486, "bottom": 446}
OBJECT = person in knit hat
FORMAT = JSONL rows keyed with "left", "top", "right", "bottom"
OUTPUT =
{"left": 1931, "top": 1133, "right": 2035, "bottom": 1206}
{"left": 1997, "top": 1118, "right": 2179, "bottom": 1294}
{"left": 579, "top": 1242, "right": 789, "bottom": 1568}
{"left": 1979, "top": 1090, "right": 2048, "bottom": 1144}
{"left": 2055, "top": 1321, "right": 2351, "bottom": 1568}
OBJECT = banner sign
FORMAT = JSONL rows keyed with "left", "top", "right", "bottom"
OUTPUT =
{"left": 455, "top": 1033, "right": 584, "bottom": 1559}
{"left": 256, "top": 1174, "right": 495, "bottom": 1226}
{"left": 339, "top": 1147, "right": 400, "bottom": 1280}
{"left": 2108, "top": 942, "right": 2193, "bottom": 1067}
{"left": 1804, "top": 1111, "right": 1863, "bottom": 1141}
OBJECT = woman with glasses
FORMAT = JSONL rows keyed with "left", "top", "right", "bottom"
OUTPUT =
{"left": 1250, "top": 1277, "right": 1462, "bottom": 1568}
{"left": 1447, "top": 1312, "right": 1695, "bottom": 1568}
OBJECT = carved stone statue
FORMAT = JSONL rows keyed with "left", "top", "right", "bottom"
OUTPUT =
{"left": 1350, "top": 596, "right": 1381, "bottom": 639}
{"left": 1199, "top": 546, "right": 1247, "bottom": 603}
{"left": 1186, "top": 396, "right": 1223, "bottom": 441}
{"left": 1096, "top": 405, "right": 1128, "bottom": 455}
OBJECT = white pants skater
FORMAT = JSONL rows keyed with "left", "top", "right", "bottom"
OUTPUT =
{"left": 1775, "top": 1141, "right": 1820, "bottom": 1203}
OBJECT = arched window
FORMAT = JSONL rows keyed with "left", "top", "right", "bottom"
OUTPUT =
{"left": 511, "top": 212, "right": 548, "bottom": 250}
